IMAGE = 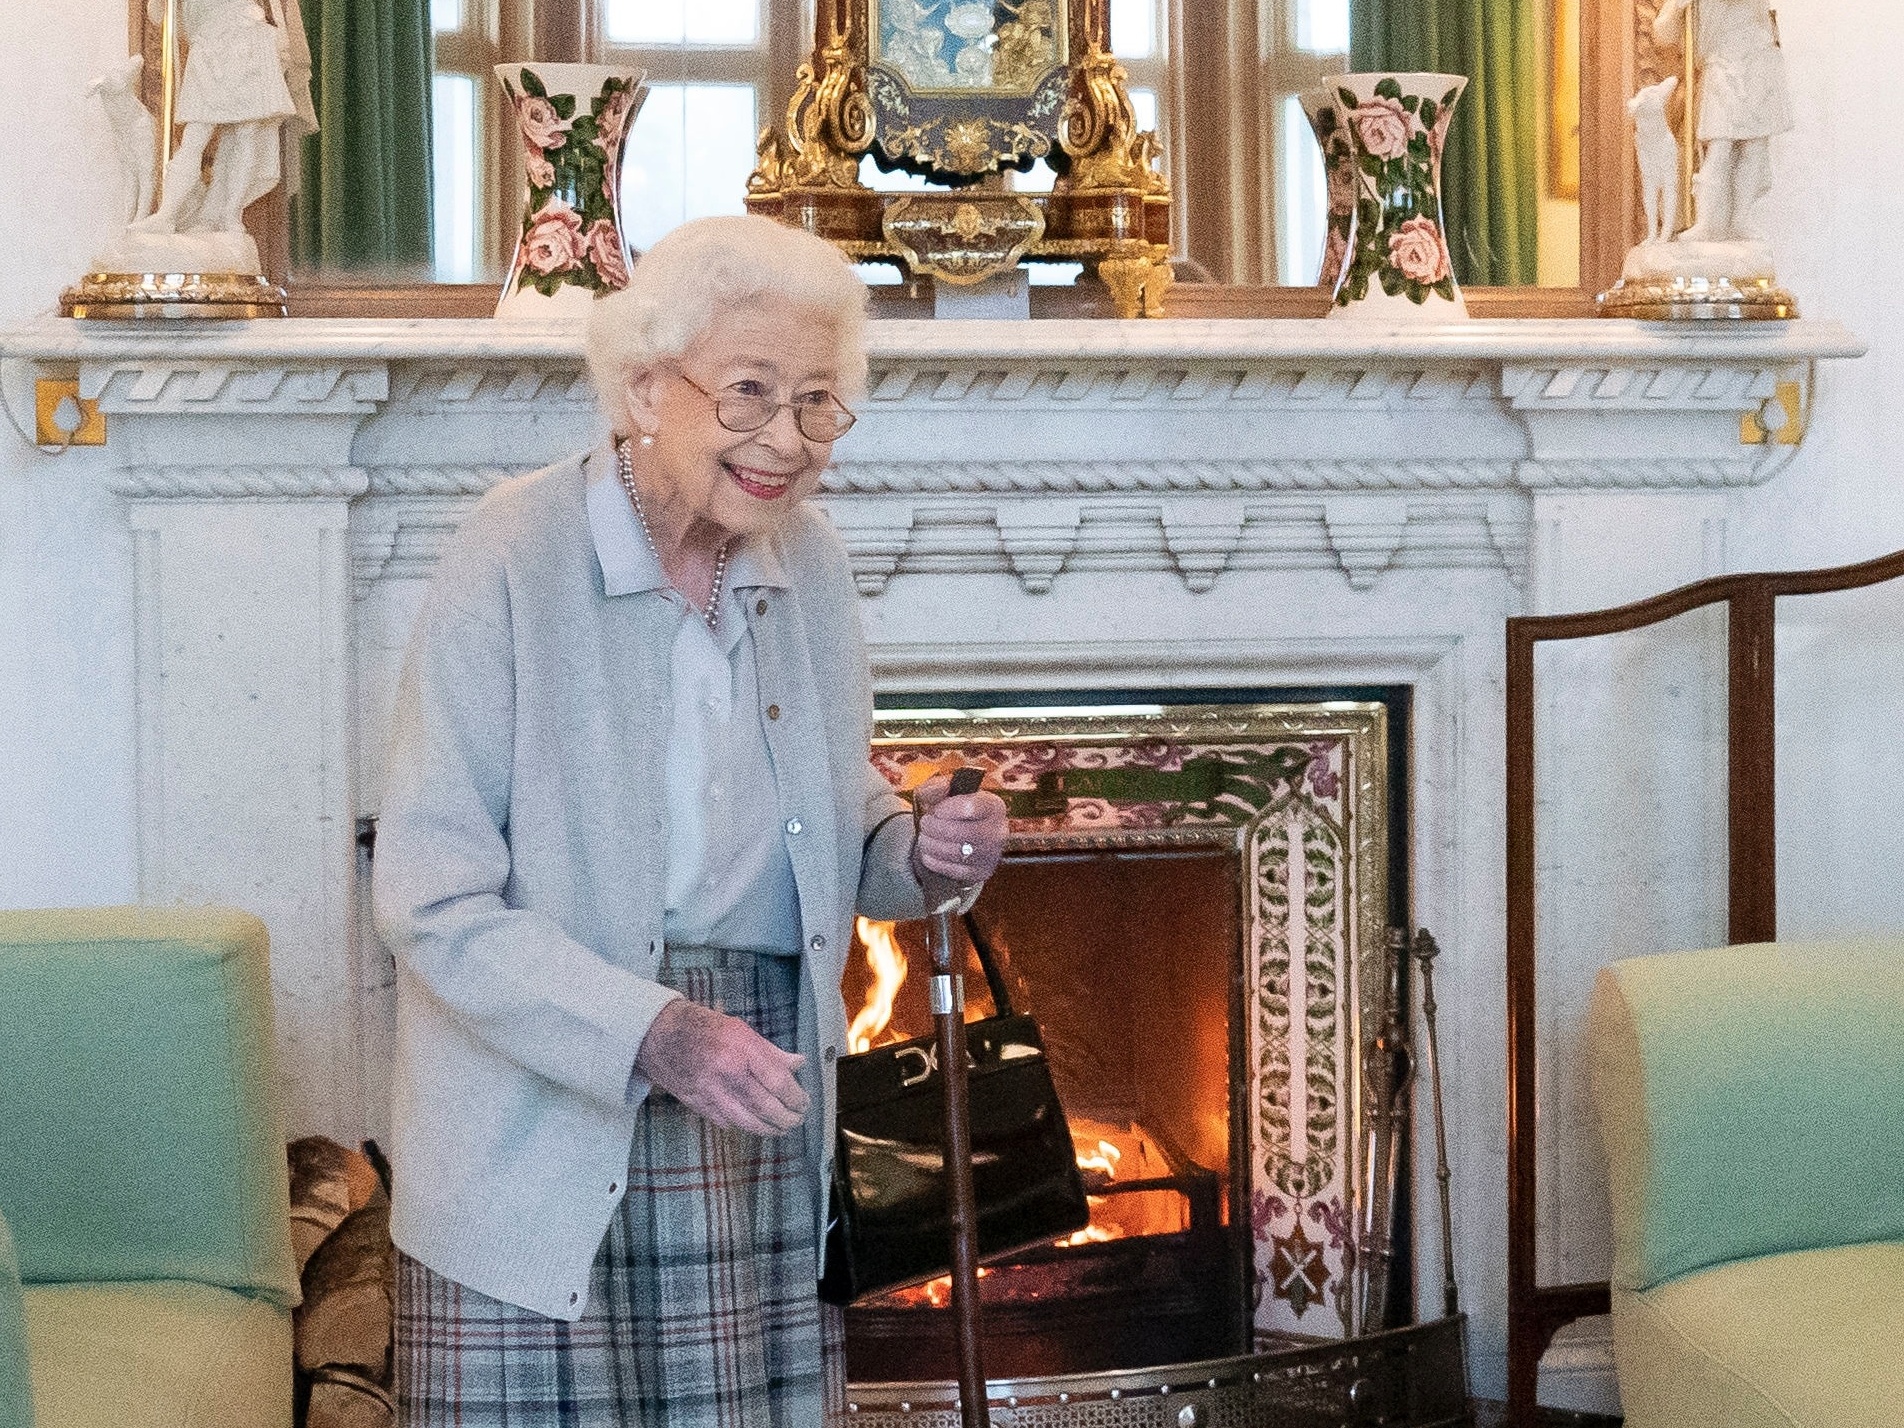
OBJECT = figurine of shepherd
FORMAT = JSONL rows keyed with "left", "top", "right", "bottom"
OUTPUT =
{"left": 130, "top": 0, "right": 316, "bottom": 235}
{"left": 1654, "top": 0, "right": 1793, "bottom": 243}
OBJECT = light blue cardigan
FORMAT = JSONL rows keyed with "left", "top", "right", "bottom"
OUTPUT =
{"left": 373, "top": 442, "right": 926, "bottom": 1320}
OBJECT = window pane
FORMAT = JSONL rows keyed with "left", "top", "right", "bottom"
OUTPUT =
{"left": 604, "top": 0, "right": 758, "bottom": 44}
{"left": 1028, "top": 261, "right": 1083, "bottom": 286}
{"left": 606, "top": 0, "right": 684, "bottom": 42}
{"left": 858, "top": 154, "right": 934, "bottom": 192}
{"left": 1011, "top": 159, "right": 1057, "bottom": 193}
{"left": 1277, "top": 92, "right": 1327, "bottom": 286}
{"left": 431, "top": 73, "right": 477, "bottom": 283}
{"left": 431, "top": 0, "right": 461, "bottom": 32}
{"left": 621, "top": 83, "right": 758, "bottom": 252}
{"left": 1129, "top": 86, "right": 1158, "bottom": 136}
{"left": 1296, "top": 0, "right": 1350, "bottom": 55}
{"left": 1109, "top": 0, "right": 1154, "bottom": 58}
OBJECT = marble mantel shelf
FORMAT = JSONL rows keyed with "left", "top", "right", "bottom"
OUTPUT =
{"left": 0, "top": 314, "right": 1866, "bottom": 363}
{"left": 1, "top": 314, "right": 1867, "bottom": 595}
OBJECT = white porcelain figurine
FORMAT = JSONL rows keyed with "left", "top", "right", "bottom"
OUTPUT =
{"left": 1603, "top": 0, "right": 1797, "bottom": 318}
{"left": 90, "top": 55, "right": 158, "bottom": 227}
{"left": 1629, "top": 75, "right": 1680, "bottom": 245}
{"left": 87, "top": 0, "right": 316, "bottom": 280}
{"left": 1656, "top": 0, "right": 1792, "bottom": 244}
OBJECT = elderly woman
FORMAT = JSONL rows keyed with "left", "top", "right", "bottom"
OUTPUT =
{"left": 374, "top": 214, "right": 1009, "bottom": 1427}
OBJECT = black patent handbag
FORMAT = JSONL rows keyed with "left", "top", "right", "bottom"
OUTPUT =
{"left": 817, "top": 912, "right": 1090, "bottom": 1305}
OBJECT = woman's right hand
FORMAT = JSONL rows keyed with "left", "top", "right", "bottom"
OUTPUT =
{"left": 633, "top": 998, "right": 810, "bottom": 1136}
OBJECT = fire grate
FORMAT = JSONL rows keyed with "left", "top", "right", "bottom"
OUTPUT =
{"left": 837, "top": 1315, "right": 1471, "bottom": 1427}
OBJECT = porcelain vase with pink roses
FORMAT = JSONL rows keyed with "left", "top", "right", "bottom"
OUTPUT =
{"left": 495, "top": 63, "right": 647, "bottom": 319}
{"left": 1304, "top": 72, "right": 1469, "bottom": 322}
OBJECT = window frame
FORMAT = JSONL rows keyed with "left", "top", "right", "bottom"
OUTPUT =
{"left": 128, "top": 0, "right": 1642, "bottom": 319}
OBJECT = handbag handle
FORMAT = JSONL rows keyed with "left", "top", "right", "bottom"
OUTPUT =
{"left": 960, "top": 910, "right": 1016, "bottom": 1020}
{"left": 919, "top": 765, "right": 1018, "bottom": 1018}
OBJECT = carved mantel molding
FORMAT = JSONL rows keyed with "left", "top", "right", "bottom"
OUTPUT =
{"left": 1, "top": 315, "right": 1864, "bottom": 597}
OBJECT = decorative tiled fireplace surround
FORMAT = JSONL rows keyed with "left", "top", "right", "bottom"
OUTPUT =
{"left": 0, "top": 313, "right": 1864, "bottom": 1403}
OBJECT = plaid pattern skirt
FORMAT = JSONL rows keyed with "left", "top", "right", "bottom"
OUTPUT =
{"left": 397, "top": 947, "right": 846, "bottom": 1428}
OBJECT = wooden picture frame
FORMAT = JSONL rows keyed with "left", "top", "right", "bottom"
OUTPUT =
{"left": 1553, "top": 0, "right": 1582, "bottom": 200}
{"left": 125, "top": 0, "right": 1656, "bottom": 320}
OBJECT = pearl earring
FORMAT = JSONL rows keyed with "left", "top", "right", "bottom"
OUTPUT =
{"left": 639, "top": 432, "right": 655, "bottom": 447}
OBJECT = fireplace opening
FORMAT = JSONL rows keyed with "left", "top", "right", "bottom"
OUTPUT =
{"left": 841, "top": 689, "right": 1411, "bottom": 1385}
{"left": 841, "top": 849, "right": 1248, "bottom": 1380}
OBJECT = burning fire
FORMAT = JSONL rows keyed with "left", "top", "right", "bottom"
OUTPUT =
{"left": 913, "top": 1265, "right": 990, "bottom": 1309}
{"left": 845, "top": 933, "right": 1196, "bottom": 1312}
{"left": 848, "top": 918, "right": 908, "bottom": 1053}
{"left": 1073, "top": 1135, "right": 1123, "bottom": 1181}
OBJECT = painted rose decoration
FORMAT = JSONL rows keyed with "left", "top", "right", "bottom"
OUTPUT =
{"left": 515, "top": 95, "right": 567, "bottom": 152}
{"left": 522, "top": 200, "right": 585, "bottom": 275}
{"left": 1388, "top": 215, "right": 1451, "bottom": 285}
{"left": 583, "top": 218, "right": 629, "bottom": 287}
{"left": 1307, "top": 75, "right": 1465, "bottom": 311}
{"left": 499, "top": 67, "right": 645, "bottom": 300}
{"left": 1350, "top": 95, "right": 1411, "bottom": 161}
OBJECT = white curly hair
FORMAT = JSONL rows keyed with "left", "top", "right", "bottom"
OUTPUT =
{"left": 586, "top": 214, "right": 870, "bottom": 439}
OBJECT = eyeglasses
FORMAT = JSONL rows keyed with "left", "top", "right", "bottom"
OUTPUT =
{"left": 670, "top": 368, "right": 858, "bottom": 443}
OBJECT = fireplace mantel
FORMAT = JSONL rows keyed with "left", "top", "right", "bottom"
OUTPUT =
{"left": 2, "top": 316, "right": 1864, "bottom": 593}
{"left": 0, "top": 313, "right": 1866, "bottom": 1401}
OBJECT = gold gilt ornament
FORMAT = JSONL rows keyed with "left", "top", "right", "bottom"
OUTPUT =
{"left": 786, "top": 19, "right": 874, "bottom": 189}
{"left": 883, "top": 194, "right": 1046, "bottom": 285}
{"left": 746, "top": 0, "right": 1172, "bottom": 316}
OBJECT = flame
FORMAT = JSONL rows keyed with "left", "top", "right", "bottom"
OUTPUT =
{"left": 1052, "top": 1216, "right": 1122, "bottom": 1248}
{"left": 849, "top": 918, "right": 908, "bottom": 1054}
{"left": 1073, "top": 1136, "right": 1123, "bottom": 1181}
{"left": 913, "top": 1265, "right": 989, "bottom": 1309}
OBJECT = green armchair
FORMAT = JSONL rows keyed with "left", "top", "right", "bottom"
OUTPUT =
{"left": 0, "top": 908, "right": 300, "bottom": 1428}
{"left": 1587, "top": 937, "right": 1904, "bottom": 1428}
{"left": 1, "top": 1212, "right": 31, "bottom": 1428}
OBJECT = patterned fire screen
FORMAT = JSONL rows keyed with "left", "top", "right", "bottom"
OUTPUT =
{"left": 864, "top": 700, "right": 1394, "bottom": 1346}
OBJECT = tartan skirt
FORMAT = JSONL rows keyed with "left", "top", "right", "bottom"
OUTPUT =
{"left": 396, "top": 947, "right": 846, "bottom": 1428}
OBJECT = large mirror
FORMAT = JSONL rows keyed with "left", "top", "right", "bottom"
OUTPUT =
{"left": 139, "top": 0, "right": 1599, "bottom": 308}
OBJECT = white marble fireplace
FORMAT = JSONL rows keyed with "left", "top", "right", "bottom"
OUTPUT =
{"left": 0, "top": 312, "right": 1864, "bottom": 1400}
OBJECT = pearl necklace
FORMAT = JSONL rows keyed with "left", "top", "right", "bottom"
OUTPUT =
{"left": 617, "top": 437, "right": 729, "bottom": 634}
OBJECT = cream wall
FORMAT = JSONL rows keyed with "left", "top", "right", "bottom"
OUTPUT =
{"left": 0, "top": 0, "right": 139, "bottom": 905}
{"left": 1, "top": 0, "right": 1900, "bottom": 1406}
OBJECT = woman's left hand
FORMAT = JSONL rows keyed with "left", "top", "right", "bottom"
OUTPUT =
{"left": 913, "top": 777, "right": 1010, "bottom": 885}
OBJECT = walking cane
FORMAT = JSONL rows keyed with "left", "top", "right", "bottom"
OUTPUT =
{"left": 918, "top": 767, "right": 992, "bottom": 1428}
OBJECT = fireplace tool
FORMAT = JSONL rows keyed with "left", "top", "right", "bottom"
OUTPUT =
{"left": 921, "top": 766, "right": 993, "bottom": 1428}
{"left": 1357, "top": 928, "right": 1418, "bottom": 1335}
{"left": 1413, "top": 929, "right": 1461, "bottom": 1318}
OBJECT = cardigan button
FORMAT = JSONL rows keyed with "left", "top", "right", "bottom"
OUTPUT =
{"left": 810, "top": 934, "right": 827, "bottom": 952}
{"left": 767, "top": 703, "right": 781, "bottom": 721}
{"left": 608, "top": 1181, "right": 619, "bottom": 1195}
{"left": 786, "top": 818, "right": 802, "bottom": 835}
{"left": 756, "top": 598, "right": 768, "bottom": 615}
{"left": 568, "top": 1292, "right": 579, "bottom": 1306}
{"left": 648, "top": 939, "right": 658, "bottom": 955}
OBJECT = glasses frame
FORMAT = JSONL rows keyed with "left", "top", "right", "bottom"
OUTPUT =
{"left": 670, "top": 367, "right": 858, "bottom": 443}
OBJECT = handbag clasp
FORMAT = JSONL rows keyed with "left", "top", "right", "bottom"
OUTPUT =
{"left": 894, "top": 1044, "right": 938, "bottom": 1087}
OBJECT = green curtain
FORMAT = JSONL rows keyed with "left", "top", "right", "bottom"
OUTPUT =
{"left": 292, "top": 0, "right": 435, "bottom": 275}
{"left": 1351, "top": 0, "right": 1539, "bottom": 287}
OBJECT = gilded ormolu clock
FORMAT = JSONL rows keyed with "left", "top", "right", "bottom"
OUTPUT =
{"left": 745, "top": 0, "right": 1173, "bottom": 317}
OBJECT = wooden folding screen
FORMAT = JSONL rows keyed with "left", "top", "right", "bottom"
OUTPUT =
{"left": 1503, "top": 546, "right": 1904, "bottom": 1424}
